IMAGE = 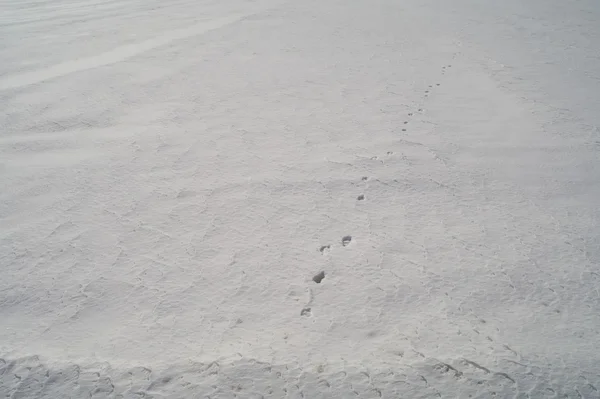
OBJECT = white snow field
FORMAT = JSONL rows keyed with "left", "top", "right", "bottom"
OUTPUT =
{"left": 1, "top": 0, "right": 600, "bottom": 397}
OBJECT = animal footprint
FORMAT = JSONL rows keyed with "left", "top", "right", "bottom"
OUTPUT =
{"left": 357, "top": 194, "right": 365, "bottom": 201}
{"left": 301, "top": 307, "right": 312, "bottom": 317}
{"left": 313, "top": 271, "right": 325, "bottom": 284}
{"left": 342, "top": 236, "right": 352, "bottom": 246}
{"left": 319, "top": 245, "right": 331, "bottom": 254}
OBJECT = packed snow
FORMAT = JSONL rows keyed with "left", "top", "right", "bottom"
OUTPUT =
{"left": 1, "top": 0, "right": 600, "bottom": 397}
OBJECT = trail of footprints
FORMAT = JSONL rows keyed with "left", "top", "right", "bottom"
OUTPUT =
{"left": 301, "top": 60, "right": 540, "bottom": 392}
{"left": 304, "top": 65, "right": 448, "bottom": 317}
{"left": 297, "top": 59, "right": 547, "bottom": 395}
{"left": 303, "top": 234, "right": 353, "bottom": 317}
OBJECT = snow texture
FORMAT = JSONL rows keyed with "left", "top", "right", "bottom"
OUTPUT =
{"left": 1, "top": 0, "right": 600, "bottom": 397}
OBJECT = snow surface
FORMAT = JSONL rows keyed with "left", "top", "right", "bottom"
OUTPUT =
{"left": 1, "top": 0, "right": 600, "bottom": 397}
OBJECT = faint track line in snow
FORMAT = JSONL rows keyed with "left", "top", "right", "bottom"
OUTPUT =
{"left": 0, "top": 14, "right": 246, "bottom": 91}
{"left": 301, "top": 287, "right": 314, "bottom": 317}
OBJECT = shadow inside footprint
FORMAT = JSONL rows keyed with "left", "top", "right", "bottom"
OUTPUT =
{"left": 313, "top": 271, "right": 325, "bottom": 284}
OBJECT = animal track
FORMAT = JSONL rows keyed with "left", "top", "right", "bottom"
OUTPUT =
{"left": 319, "top": 245, "right": 331, "bottom": 254}
{"left": 301, "top": 307, "right": 312, "bottom": 317}
{"left": 342, "top": 236, "right": 352, "bottom": 246}
{"left": 312, "top": 271, "right": 325, "bottom": 284}
{"left": 357, "top": 194, "right": 365, "bottom": 201}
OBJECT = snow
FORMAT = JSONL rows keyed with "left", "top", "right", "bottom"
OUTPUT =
{"left": 1, "top": 0, "right": 600, "bottom": 397}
